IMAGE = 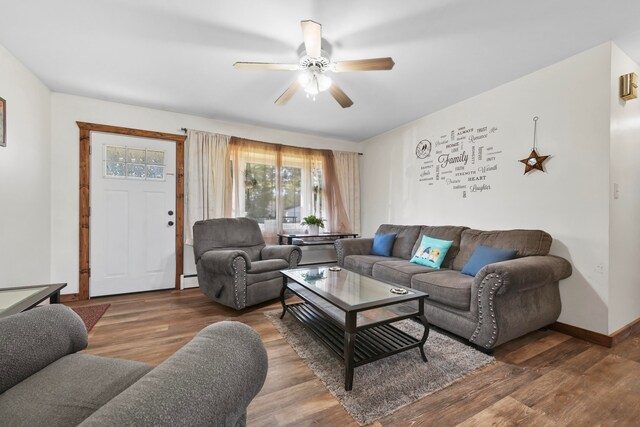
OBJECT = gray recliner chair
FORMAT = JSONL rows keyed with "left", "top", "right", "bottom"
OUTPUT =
{"left": 193, "top": 217, "right": 302, "bottom": 310}
{"left": 0, "top": 305, "right": 268, "bottom": 426}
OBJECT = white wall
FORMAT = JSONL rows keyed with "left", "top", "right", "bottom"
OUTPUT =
{"left": 3, "top": 37, "right": 635, "bottom": 336}
{"left": 361, "top": 43, "right": 613, "bottom": 334}
{"left": 0, "top": 44, "right": 51, "bottom": 287}
{"left": 609, "top": 45, "right": 640, "bottom": 334}
{"left": 50, "top": 94, "right": 359, "bottom": 294}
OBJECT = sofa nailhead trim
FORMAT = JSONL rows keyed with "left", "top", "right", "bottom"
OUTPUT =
{"left": 288, "top": 250, "right": 302, "bottom": 269}
{"left": 232, "top": 257, "right": 247, "bottom": 309}
{"left": 470, "top": 273, "right": 502, "bottom": 348}
{"left": 335, "top": 242, "right": 344, "bottom": 266}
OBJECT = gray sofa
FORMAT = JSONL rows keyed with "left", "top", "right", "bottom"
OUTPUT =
{"left": 335, "top": 224, "right": 572, "bottom": 349}
{"left": 0, "top": 305, "right": 268, "bottom": 426}
{"left": 193, "top": 217, "right": 302, "bottom": 310}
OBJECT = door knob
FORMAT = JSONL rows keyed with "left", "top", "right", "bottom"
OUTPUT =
{"left": 168, "top": 221, "right": 174, "bottom": 226}
{"left": 168, "top": 210, "right": 174, "bottom": 216}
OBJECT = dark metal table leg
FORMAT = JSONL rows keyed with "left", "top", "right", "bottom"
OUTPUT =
{"left": 344, "top": 331, "right": 355, "bottom": 391}
{"left": 50, "top": 290, "right": 60, "bottom": 304}
{"left": 344, "top": 312, "right": 357, "bottom": 391}
{"left": 418, "top": 297, "right": 430, "bottom": 362}
{"left": 279, "top": 275, "right": 288, "bottom": 319}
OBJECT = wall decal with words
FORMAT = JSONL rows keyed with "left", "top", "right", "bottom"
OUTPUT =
{"left": 416, "top": 124, "right": 502, "bottom": 197}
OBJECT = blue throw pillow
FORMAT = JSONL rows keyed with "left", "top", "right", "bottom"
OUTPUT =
{"left": 371, "top": 233, "right": 397, "bottom": 257}
{"left": 410, "top": 235, "right": 454, "bottom": 269}
{"left": 461, "top": 245, "right": 518, "bottom": 276}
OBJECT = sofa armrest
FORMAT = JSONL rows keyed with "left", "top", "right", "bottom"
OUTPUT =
{"left": 79, "top": 321, "right": 268, "bottom": 427}
{"left": 469, "top": 255, "right": 571, "bottom": 349}
{"left": 198, "top": 250, "right": 251, "bottom": 275}
{"left": 334, "top": 238, "right": 374, "bottom": 266}
{"left": 475, "top": 255, "right": 572, "bottom": 295}
{"left": 197, "top": 250, "right": 252, "bottom": 302}
{"left": 0, "top": 305, "right": 88, "bottom": 394}
{"left": 261, "top": 245, "right": 302, "bottom": 268}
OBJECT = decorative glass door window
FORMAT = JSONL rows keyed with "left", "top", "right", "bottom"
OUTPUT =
{"left": 104, "top": 145, "right": 166, "bottom": 180}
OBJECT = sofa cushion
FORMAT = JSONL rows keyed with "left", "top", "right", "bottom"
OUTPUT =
{"left": 344, "top": 254, "right": 404, "bottom": 276}
{"left": 371, "top": 233, "right": 397, "bottom": 257}
{"left": 0, "top": 353, "right": 152, "bottom": 427}
{"left": 461, "top": 245, "right": 518, "bottom": 276}
{"left": 249, "top": 259, "right": 289, "bottom": 274}
{"left": 411, "top": 225, "right": 468, "bottom": 268}
{"left": 247, "top": 270, "right": 285, "bottom": 286}
{"left": 453, "top": 229, "right": 552, "bottom": 271}
{"left": 247, "top": 259, "right": 290, "bottom": 285}
{"left": 372, "top": 260, "right": 438, "bottom": 286}
{"left": 410, "top": 235, "right": 454, "bottom": 269}
{"left": 376, "top": 224, "right": 421, "bottom": 259}
{"left": 411, "top": 271, "right": 474, "bottom": 310}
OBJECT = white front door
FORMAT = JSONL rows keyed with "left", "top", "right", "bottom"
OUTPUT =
{"left": 90, "top": 132, "right": 176, "bottom": 297}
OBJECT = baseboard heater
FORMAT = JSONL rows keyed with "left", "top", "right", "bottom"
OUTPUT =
{"left": 180, "top": 274, "right": 199, "bottom": 290}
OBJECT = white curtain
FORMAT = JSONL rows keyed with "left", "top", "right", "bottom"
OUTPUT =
{"left": 228, "top": 138, "right": 325, "bottom": 243}
{"left": 229, "top": 137, "right": 326, "bottom": 243}
{"left": 332, "top": 151, "right": 361, "bottom": 234}
{"left": 185, "top": 130, "right": 230, "bottom": 244}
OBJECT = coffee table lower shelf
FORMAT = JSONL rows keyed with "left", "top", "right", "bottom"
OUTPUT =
{"left": 286, "top": 301, "right": 424, "bottom": 367}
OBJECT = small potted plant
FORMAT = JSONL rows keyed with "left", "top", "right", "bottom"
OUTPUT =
{"left": 301, "top": 215, "right": 325, "bottom": 235}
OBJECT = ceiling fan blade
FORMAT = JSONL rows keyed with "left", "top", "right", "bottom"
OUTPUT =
{"left": 301, "top": 20, "right": 322, "bottom": 58}
{"left": 328, "top": 83, "right": 353, "bottom": 108}
{"left": 234, "top": 62, "right": 300, "bottom": 71}
{"left": 275, "top": 81, "right": 300, "bottom": 106}
{"left": 332, "top": 57, "right": 395, "bottom": 72}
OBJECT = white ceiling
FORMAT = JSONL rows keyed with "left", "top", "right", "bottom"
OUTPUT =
{"left": 1, "top": 0, "right": 640, "bottom": 142}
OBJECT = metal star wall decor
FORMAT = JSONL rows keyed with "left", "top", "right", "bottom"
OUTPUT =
{"left": 519, "top": 116, "right": 550, "bottom": 174}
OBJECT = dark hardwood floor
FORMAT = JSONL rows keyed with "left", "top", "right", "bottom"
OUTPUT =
{"left": 65, "top": 289, "right": 640, "bottom": 426}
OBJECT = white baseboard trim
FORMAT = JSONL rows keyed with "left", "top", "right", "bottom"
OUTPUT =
{"left": 180, "top": 275, "right": 199, "bottom": 290}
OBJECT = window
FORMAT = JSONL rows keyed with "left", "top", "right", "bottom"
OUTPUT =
{"left": 230, "top": 141, "right": 326, "bottom": 241}
{"left": 281, "top": 166, "right": 302, "bottom": 224}
{"left": 244, "top": 162, "right": 277, "bottom": 223}
{"left": 104, "top": 145, "right": 166, "bottom": 180}
{"left": 240, "top": 161, "right": 321, "bottom": 227}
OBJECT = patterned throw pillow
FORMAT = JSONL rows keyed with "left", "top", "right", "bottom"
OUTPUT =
{"left": 410, "top": 235, "right": 454, "bottom": 269}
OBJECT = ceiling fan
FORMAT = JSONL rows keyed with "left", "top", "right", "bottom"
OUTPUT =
{"left": 233, "top": 20, "right": 395, "bottom": 108}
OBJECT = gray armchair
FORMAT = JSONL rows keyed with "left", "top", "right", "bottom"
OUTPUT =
{"left": 193, "top": 217, "right": 302, "bottom": 310}
{"left": 0, "top": 305, "right": 268, "bottom": 426}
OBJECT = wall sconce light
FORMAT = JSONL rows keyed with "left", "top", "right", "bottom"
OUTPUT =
{"left": 620, "top": 72, "right": 637, "bottom": 101}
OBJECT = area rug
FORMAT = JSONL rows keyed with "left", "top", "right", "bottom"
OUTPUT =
{"left": 72, "top": 304, "right": 110, "bottom": 332}
{"left": 265, "top": 310, "right": 495, "bottom": 425}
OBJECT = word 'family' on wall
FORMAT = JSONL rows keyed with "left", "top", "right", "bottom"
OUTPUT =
{"left": 416, "top": 125, "right": 501, "bottom": 198}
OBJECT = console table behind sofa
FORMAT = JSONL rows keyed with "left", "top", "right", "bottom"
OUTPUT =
{"left": 279, "top": 233, "right": 358, "bottom": 266}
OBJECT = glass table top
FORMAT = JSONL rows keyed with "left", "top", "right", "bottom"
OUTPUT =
{"left": 283, "top": 267, "right": 416, "bottom": 308}
{"left": 0, "top": 287, "right": 48, "bottom": 312}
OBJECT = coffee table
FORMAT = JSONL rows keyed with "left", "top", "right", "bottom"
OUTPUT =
{"left": 280, "top": 267, "right": 429, "bottom": 391}
{"left": 0, "top": 283, "right": 67, "bottom": 318}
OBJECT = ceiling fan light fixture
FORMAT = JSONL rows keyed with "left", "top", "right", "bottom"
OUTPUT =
{"left": 297, "top": 71, "right": 312, "bottom": 87}
{"left": 317, "top": 74, "right": 332, "bottom": 91}
{"left": 299, "top": 71, "right": 331, "bottom": 97}
{"left": 234, "top": 19, "right": 392, "bottom": 108}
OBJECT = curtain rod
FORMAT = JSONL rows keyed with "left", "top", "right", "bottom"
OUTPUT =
{"left": 180, "top": 128, "right": 363, "bottom": 155}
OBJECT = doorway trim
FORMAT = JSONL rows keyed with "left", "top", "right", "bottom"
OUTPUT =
{"left": 77, "top": 122, "right": 186, "bottom": 300}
